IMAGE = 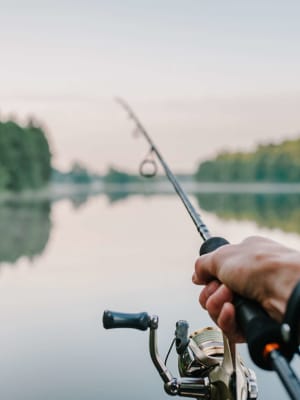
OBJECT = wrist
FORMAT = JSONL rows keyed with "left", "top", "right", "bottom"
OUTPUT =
{"left": 260, "top": 254, "right": 300, "bottom": 321}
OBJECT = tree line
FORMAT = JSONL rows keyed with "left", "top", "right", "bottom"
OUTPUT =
{"left": 0, "top": 119, "right": 51, "bottom": 191}
{"left": 195, "top": 137, "right": 300, "bottom": 182}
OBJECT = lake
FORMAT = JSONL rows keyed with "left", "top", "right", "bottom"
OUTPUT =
{"left": 0, "top": 184, "right": 299, "bottom": 399}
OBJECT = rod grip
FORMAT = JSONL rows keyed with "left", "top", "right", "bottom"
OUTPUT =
{"left": 199, "top": 236, "right": 284, "bottom": 370}
{"left": 103, "top": 310, "right": 151, "bottom": 331}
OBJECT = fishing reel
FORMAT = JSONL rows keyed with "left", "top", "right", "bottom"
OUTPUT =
{"left": 103, "top": 310, "right": 258, "bottom": 400}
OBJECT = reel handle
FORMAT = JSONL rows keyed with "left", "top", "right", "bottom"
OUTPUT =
{"left": 199, "top": 236, "right": 285, "bottom": 370}
{"left": 103, "top": 310, "right": 151, "bottom": 331}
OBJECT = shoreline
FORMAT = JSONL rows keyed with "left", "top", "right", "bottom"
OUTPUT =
{"left": 2, "top": 180, "right": 300, "bottom": 204}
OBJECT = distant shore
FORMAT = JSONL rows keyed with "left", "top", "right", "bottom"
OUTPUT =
{"left": 2, "top": 180, "right": 300, "bottom": 205}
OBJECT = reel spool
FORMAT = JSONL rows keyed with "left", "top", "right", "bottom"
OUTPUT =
{"left": 177, "top": 325, "right": 258, "bottom": 399}
{"left": 179, "top": 327, "right": 224, "bottom": 377}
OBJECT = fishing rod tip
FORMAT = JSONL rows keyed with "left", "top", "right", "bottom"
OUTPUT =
{"left": 115, "top": 96, "right": 126, "bottom": 106}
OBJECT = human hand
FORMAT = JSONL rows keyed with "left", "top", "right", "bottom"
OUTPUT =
{"left": 193, "top": 236, "right": 300, "bottom": 342}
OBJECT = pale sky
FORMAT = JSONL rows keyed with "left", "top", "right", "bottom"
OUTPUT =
{"left": 1, "top": 0, "right": 300, "bottom": 173}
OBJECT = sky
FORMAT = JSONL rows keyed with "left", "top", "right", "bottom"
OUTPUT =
{"left": 1, "top": 0, "right": 300, "bottom": 173}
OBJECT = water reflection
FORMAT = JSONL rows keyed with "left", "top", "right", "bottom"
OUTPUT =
{"left": 0, "top": 190, "right": 98, "bottom": 265}
{"left": 194, "top": 192, "right": 300, "bottom": 234}
{"left": 2, "top": 186, "right": 300, "bottom": 266}
{"left": 105, "top": 187, "right": 300, "bottom": 234}
{"left": 0, "top": 188, "right": 297, "bottom": 400}
{"left": 68, "top": 192, "right": 90, "bottom": 209}
{"left": 0, "top": 200, "right": 51, "bottom": 264}
{"left": 105, "top": 190, "right": 131, "bottom": 204}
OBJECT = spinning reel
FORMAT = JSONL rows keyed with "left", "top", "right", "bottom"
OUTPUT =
{"left": 103, "top": 310, "right": 258, "bottom": 400}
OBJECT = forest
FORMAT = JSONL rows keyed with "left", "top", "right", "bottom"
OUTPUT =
{"left": 195, "top": 137, "right": 300, "bottom": 182}
{"left": 3, "top": 116, "right": 300, "bottom": 191}
{"left": 0, "top": 119, "right": 51, "bottom": 191}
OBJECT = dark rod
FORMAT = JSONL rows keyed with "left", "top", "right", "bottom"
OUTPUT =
{"left": 116, "top": 97, "right": 211, "bottom": 241}
{"left": 270, "top": 350, "right": 300, "bottom": 400}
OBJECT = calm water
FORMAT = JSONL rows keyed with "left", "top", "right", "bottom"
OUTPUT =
{"left": 0, "top": 188, "right": 299, "bottom": 399}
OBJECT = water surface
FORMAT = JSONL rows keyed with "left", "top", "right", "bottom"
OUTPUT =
{"left": 0, "top": 188, "right": 299, "bottom": 399}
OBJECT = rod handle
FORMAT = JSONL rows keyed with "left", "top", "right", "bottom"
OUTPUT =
{"left": 200, "top": 236, "right": 229, "bottom": 254}
{"left": 199, "top": 236, "right": 286, "bottom": 370}
{"left": 103, "top": 310, "right": 151, "bottom": 331}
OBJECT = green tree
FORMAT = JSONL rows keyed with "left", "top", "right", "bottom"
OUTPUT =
{"left": 195, "top": 137, "right": 300, "bottom": 183}
{"left": 0, "top": 119, "right": 52, "bottom": 191}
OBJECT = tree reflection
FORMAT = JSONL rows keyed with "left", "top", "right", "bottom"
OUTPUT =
{"left": 0, "top": 200, "right": 51, "bottom": 264}
{"left": 194, "top": 193, "right": 300, "bottom": 234}
{"left": 3, "top": 188, "right": 300, "bottom": 266}
{"left": 105, "top": 188, "right": 300, "bottom": 234}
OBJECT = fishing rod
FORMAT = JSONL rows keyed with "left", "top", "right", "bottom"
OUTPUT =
{"left": 103, "top": 99, "right": 300, "bottom": 400}
{"left": 115, "top": 98, "right": 211, "bottom": 242}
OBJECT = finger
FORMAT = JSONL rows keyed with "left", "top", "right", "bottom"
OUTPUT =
{"left": 199, "top": 280, "right": 221, "bottom": 309}
{"left": 193, "top": 254, "right": 215, "bottom": 285}
{"left": 217, "top": 302, "right": 245, "bottom": 343}
{"left": 193, "top": 244, "right": 233, "bottom": 285}
{"left": 205, "top": 284, "right": 233, "bottom": 322}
